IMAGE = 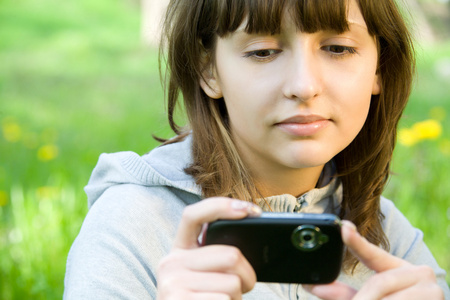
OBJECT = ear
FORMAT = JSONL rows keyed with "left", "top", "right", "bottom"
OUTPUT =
{"left": 199, "top": 62, "right": 223, "bottom": 99}
{"left": 372, "top": 72, "right": 381, "bottom": 95}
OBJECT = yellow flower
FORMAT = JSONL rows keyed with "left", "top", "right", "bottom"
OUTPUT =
{"left": 0, "top": 190, "right": 8, "bottom": 207}
{"left": 36, "top": 186, "right": 60, "bottom": 200}
{"left": 37, "top": 144, "right": 59, "bottom": 161}
{"left": 398, "top": 118, "right": 443, "bottom": 147}
{"left": 2, "top": 119, "right": 22, "bottom": 143}
{"left": 412, "top": 119, "right": 442, "bottom": 140}
{"left": 398, "top": 128, "right": 419, "bottom": 147}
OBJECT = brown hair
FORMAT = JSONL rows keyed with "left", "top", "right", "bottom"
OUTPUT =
{"left": 160, "top": 0, "right": 415, "bottom": 269}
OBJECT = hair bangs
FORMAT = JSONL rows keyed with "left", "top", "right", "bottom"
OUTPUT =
{"left": 215, "top": 0, "right": 350, "bottom": 37}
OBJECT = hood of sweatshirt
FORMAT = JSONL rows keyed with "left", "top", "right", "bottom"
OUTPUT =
{"left": 84, "top": 135, "right": 342, "bottom": 214}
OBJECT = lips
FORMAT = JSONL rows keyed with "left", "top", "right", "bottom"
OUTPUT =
{"left": 275, "top": 115, "right": 330, "bottom": 136}
{"left": 277, "top": 115, "right": 329, "bottom": 124}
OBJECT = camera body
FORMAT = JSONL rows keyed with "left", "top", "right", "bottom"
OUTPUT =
{"left": 203, "top": 213, "right": 343, "bottom": 284}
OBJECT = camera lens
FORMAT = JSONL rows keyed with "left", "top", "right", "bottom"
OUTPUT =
{"left": 299, "top": 228, "right": 317, "bottom": 249}
{"left": 291, "top": 225, "right": 329, "bottom": 251}
{"left": 302, "top": 232, "right": 313, "bottom": 241}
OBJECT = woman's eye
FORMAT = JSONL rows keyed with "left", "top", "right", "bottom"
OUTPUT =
{"left": 253, "top": 50, "right": 274, "bottom": 57}
{"left": 323, "top": 45, "right": 357, "bottom": 56}
{"left": 244, "top": 49, "right": 281, "bottom": 61}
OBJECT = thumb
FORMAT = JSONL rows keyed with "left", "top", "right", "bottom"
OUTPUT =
{"left": 341, "top": 220, "right": 408, "bottom": 272}
{"left": 173, "top": 197, "right": 262, "bottom": 249}
{"left": 303, "top": 281, "right": 357, "bottom": 300}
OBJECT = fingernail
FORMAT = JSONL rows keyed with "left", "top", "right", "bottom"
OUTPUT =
{"left": 231, "top": 200, "right": 262, "bottom": 216}
{"left": 248, "top": 204, "right": 263, "bottom": 216}
{"left": 302, "top": 284, "right": 313, "bottom": 292}
{"left": 342, "top": 220, "right": 357, "bottom": 232}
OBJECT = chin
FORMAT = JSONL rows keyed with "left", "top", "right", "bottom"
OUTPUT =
{"left": 284, "top": 149, "right": 333, "bottom": 169}
{"left": 284, "top": 158, "right": 330, "bottom": 170}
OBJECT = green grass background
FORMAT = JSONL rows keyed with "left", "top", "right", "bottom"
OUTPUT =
{"left": 0, "top": 0, "right": 449, "bottom": 298}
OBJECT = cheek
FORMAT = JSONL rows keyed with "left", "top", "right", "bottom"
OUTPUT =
{"left": 338, "top": 64, "right": 376, "bottom": 106}
{"left": 329, "top": 69, "right": 375, "bottom": 136}
{"left": 346, "top": 96, "right": 371, "bottom": 130}
{"left": 339, "top": 91, "right": 372, "bottom": 145}
{"left": 219, "top": 72, "right": 279, "bottom": 130}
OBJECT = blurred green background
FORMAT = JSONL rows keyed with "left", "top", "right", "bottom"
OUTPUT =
{"left": 0, "top": 0, "right": 449, "bottom": 298}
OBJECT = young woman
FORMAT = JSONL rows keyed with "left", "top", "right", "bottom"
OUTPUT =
{"left": 64, "top": 0, "right": 449, "bottom": 299}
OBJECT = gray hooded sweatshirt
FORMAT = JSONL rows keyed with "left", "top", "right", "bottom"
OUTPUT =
{"left": 64, "top": 135, "right": 449, "bottom": 299}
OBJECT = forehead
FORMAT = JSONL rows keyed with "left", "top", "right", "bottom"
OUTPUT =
{"left": 215, "top": 0, "right": 354, "bottom": 37}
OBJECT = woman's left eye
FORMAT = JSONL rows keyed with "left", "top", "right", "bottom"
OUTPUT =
{"left": 322, "top": 45, "right": 357, "bottom": 56}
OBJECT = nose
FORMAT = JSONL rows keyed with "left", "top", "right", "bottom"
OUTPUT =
{"left": 282, "top": 50, "right": 323, "bottom": 102}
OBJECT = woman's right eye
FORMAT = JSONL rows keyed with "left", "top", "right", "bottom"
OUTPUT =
{"left": 243, "top": 49, "right": 281, "bottom": 61}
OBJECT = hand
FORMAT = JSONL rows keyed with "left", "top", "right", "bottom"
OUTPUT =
{"left": 304, "top": 221, "right": 444, "bottom": 300}
{"left": 156, "top": 197, "right": 262, "bottom": 300}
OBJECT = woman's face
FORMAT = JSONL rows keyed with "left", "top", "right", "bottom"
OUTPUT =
{"left": 201, "top": 0, "right": 380, "bottom": 178}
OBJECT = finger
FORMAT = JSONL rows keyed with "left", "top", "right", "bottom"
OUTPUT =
{"left": 185, "top": 271, "right": 243, "bottom": 299}
{"left": 160, "top": 290, "right": 232, "bottom": 300}
{"left": 158, "top": 268, "right": 243, "bottom": 298}
{"left": 381, "top": 283, "right": 444, "bottom": 300}
{"left": 183, "top": 245, "right": 256, "bottom": 293}
{"left": 341, "top": 221, "right": 408, "bottom": 272}
{"left": 174, "top": 198, "right": 262, "bottom": 249}
{"left": 190, "top": 293, "right": 232, "bottom": 300}
{"left": 353, "top": 265, "right": 440, "bottom": 300}
{"left": 162, "top": 246, "right": 256, "bottom": 293}
{"left": 303, "top": 281, "right": 357, "bottom": 300}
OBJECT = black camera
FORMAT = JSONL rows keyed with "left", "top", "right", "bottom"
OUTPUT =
{"left": 204, "top": 213, "right": 344, "bottom": 283}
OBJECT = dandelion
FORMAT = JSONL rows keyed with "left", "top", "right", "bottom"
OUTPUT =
{"left": 412, "top": 119, "right": 442, "bottom": 140}
{"left": 36, "top": 186, "right": 60, "bottom": 200}
{"left": 2, "top": 119, "right": 22, "bottom": 143}
{"left": 37, "top": 144, "right": 59, "bottom": 161}
{"left": 0, "top": 190, "right": 8, "bottom": 206}
{"left": 398, "top": 128, "right": 419, "bottom": 146}
{"left": 398, "top": 119, "right": 443, "bottom": 147}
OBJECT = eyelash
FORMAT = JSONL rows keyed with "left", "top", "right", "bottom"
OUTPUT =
{"left": 243, "top": 49, "right": 281, "bottom": 62}
{"left": 243, "top": 45, "right": 357, "bottom": 62}
{"left": 322, "top": 45, "right": 358, "bottom": 58}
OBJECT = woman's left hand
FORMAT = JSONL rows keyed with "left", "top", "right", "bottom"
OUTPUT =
{"left": 304, "top": 221, "right": 444, "bottom": 300}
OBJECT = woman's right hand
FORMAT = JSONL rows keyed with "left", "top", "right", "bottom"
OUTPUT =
{"left": 156, "top": 197, "right": 262, "bottom": 300}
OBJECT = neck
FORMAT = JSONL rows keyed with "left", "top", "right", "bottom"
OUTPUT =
{"left": 252, "top": 164, "right": 325, "bottom": 198}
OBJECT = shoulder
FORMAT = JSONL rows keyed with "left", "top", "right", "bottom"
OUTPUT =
{"left": 65, "top": 182, "right": 200, "bottom": 299}
{"left": 74, "top": 182, "right": 200, "bottom": 258}
{"left": 85, "top": 135, "right": 200, "bottom": 208}
{"left": 379, "top": 197, "right": 447, "bottom": 272}
{"left": 379, "top": 197, "right": 425, "bottom": 258}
